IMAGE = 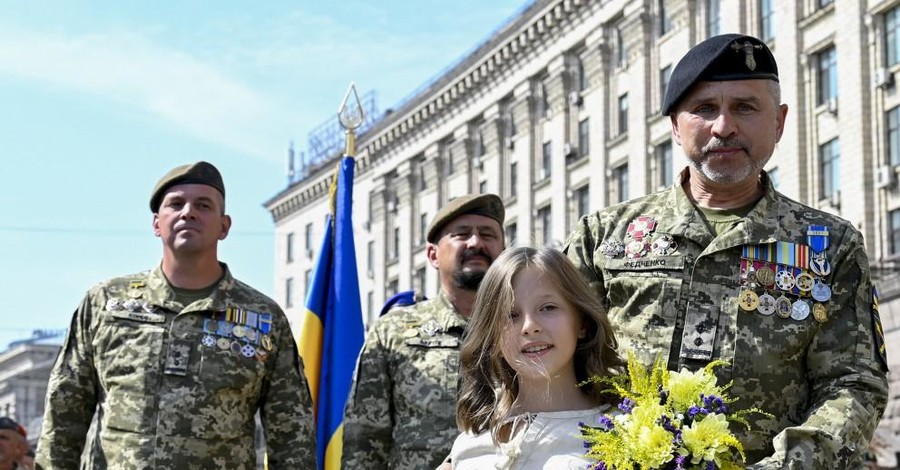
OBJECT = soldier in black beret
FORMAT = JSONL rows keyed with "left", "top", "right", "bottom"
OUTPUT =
{"left": 0, "top": 416, "right": 27, "bottom": 470}
{"left": 565, "top": 33, "right": 887, "bottom": 468}
{"left": 342, "top": 193, "right": 506, "bottom": 470}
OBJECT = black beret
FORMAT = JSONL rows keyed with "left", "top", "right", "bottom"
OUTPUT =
{"left": 0, "top": 416, "right": 25, "bottom": 438}
{"left": 662, "top": 34, "right": 779, "bottom": 116}
{"left": 150, "top": 161, "right": 225, "bottom": 212}
{"left": 426, "top": 193, "right": 505, "bottom": 243}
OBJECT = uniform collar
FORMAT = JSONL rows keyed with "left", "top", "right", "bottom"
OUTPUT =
{"left": 142, "top": 262, "right": 235, "bottom": 313}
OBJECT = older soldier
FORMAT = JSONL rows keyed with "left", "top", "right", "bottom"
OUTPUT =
{"left": 342, "top": 194, "right": 505, "bottom": 470}
{"left": 566, "top": 34, "right": 888, "bottom": 468}
{"left": 0, "top": 417, "right": 27, "bottom": 470}
{"left": 37, "top": 162, "right": 316, "bottom": 469}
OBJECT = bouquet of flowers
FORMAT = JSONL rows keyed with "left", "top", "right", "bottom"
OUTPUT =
{"left": 580, "top": 352, "right": 770, "bottom": 470}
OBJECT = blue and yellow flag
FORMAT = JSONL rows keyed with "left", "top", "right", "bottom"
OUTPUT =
{"left": 299, "top": 156, "right": 364, "bottom": 469}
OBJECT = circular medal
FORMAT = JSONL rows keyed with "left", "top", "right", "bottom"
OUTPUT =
{"left": 105, "top": 298, "right": 122, "bottom": 311}
{"left": 795, "top": 272, "right": 815, "bottom": 292}
{"left": 810, "top": 255, "right": 832, "bottom": 276}
{"left": 219, "top": 322, "right": 234, "bottom": 336}
{"left": 206, "top": 320, "right": 219, "bottom": 333}
{"left": 757, "top": 293, "right": 776, "bottom": 316}
{"left": 738, "top": 289, "right": 760, "bottom": 311}
{"left": 202, "top": 335, "right": 216, "bottom": 347}
{"left": 775, "top": 270, "right": 795, "bottom": 291}
{"left": 775, "top": 295, "right": 793, "bottom": 318}
{"left": 791, "top": 299, "right": 810, "bottom": 321}
{"left": 756, "top": 266, "right": 775, "bottom": 287}
{"left": 230, "top": 341, "right": 243, "bottom": 355}
{"left": 245, "top": 328, "right": 258, "bottom": 341}
{"left": 241, "top": 344, "right": 256, "bottom": 358}
{"left": 811, "top": 281, "right": 832, "bottom": 302}
{"left": 216, "top": 337, "right": 231, "bottom": 350}
{"left": 123, "top": 299, "right": 141, "bottom": 312}
{"left": 744, "top": 268, "right": 758, "bottom": 285}
{"left": 624, "top": 240, "right": 650, "bottom": 258}
{"left": 813, "top": 303, "right": 828, "bottom": 323}
{"left": 232, "top": 325, "right": 246, "bottom": 338}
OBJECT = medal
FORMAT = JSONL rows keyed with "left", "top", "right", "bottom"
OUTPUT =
{"left": 624, "top": 240, "right": 650, "bottom": 258}
{"left": 626, "top": 215, "right": 657, "bottom": 240}
{"left": 775, "top": 295, "right": 793, "bottom": 318}
{"left": 775, "top": 269, "right": 795, "bottom": 291}
{"left": 420, "top": 319, "right": 441, "bottom": 337}
{"left": 241, "top": 344, "right": 256, "bottom": 358}
{"left": 105, "top": 298, "right": 122, "bottom": 311}
{"left": 795, "top": 272, "right": 815, "bottom": 292}
{"left": 216, "top": 337, "right": 231, "bottom": 350}
{"left": 232, "top": 325, "right": 246, "bottom": 338}
{"left": 202, "top": 335, "right": 216, "bottom": 347}
{"left": 791, "top": 299, "right": 810, "bottom": 321}
{"left": 738, "top": 289, "right": 760, "bottom": 311}
{"left": 599, "top": 240, "right": 624, "bottom": 257}
{"left": 810, "top": 252, "right": 832, "bottom": 276}
{"left": 756, "top": 265, "right": 775, "bottom": 287}
{"left": 650, "top": 235, "right": 677, "bottom": 256}
{"left": 123, "top": 299, "right": 141, "bottom": 312}
{"left": 757, "top": 293, "right": 776, "bottom": 316}
{"left": 813, "top": 303, "right": 828, "bottom": 323}
{"left": 811, "top": 280, "right": 832, "bottom": 302}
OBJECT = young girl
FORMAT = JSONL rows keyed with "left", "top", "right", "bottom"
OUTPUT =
{"left": 449, "top": 246, "right": 624, "bottom": 469}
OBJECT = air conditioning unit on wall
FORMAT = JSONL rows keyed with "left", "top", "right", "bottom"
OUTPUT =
{"left": 568, "top": 91, "right": 583, "bottom": 107}
{"left": 876, "top": 164, "right": 897, "bottom": 189}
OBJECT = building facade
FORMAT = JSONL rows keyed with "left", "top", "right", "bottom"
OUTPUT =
{"left": 265, "top": 0, "right": 900, "bottom": 461}
{"left": 0, "top": 342, "right": 58, "bottom": 447}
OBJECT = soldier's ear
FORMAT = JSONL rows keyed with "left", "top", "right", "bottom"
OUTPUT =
{"left": 152, "top": 214, "right": 162, "bottom": 237}
{"left": 426, "top": 243, "right": 439, "bottom": 269}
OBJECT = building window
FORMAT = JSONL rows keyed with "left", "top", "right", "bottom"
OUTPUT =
{"left": 285, "top": 277, "right": 294, "bottom": 308}
{"left": 510, "top": 161, "right": 518, "bottom": 197}
{"left": 541, "top": 79, "right": 551, "bottom": 118}
{"left": 415, "top": 267, "right": 427, "bottom": 293}
{"left": 419, "top": 213, "right": 428, "bottom": 246}
{"left": 477, "top": 128, "right": 487, "bottom": 156}
{"left": 390, "top": 226, "right": 400, "bottom": 261}
{"left": 367, "top": 240, "right": 375, "bottom": 273}
{"left": 659, "top": 0, "right": 672, "bottom": 35}
{"left": 707, "top": 0, "right": 720, "bottom": 36}
{"left": 891, "top": 209, "right": 900, "bottom": 255}
{"left": 612, "top": 164, "right": 629, "bottom": 203}
{"left": 817, "top": 0, "right": 833, "bottom": 9}
{"left": 506, "top": 222, "right": 517, "bottom": 247}
{"left": 816, "top": 46, "right": 837, "bottom": 106}
{"left": 479, "top": 180, "right": 488, "bottom": 194}
{"left": 660, "top": 65, "right": 672, "bottom": 109}
{"left": 759, "top": 0, "right": 775, "bottom": 43}
{"left": 367, "top": 291, "right": 374, "bottom": 323}
{"left": 618, "top": 94, "right": 629, "bottom": 135}
{"left": 417, "top": 163, "right": 427, "bottom": 191}
{"left": 888, "top": 7, "right": 900, "bottom": 67}
{"left": 616, "top": 26, "right": 627, "bottom": 68}
{"left": 575, "top": 55, "right": 588, "bottom": 91}
{"left": 286, "top": 232, "right": 295, "bottom": 263}
{"left": 537, "top": 205, "right": 552, "bottom": 247}
{"left": 386, "top": 279, "right": 399, "bottom": 298}
{"left": 655, "top": 141, "right": 674, "bottom": 188}
{"left": 540, "top": 142, "right": 552, "bottom": 180}
{"left": 570, "top": 185, "right": 590, "bottom": 232}
{"left": 304, "top": 223, "right": 313, "bottom": 251}
{"left": 578, "top": 118, "right": 590, "bottom": 159}
{"left": 446, "top": 144, "right": 455, "bottom": 175}
{"left": 819, "top": 138, "right": 840, "bottom": 198}
{"left": 888, "top": 106, "right": 900, "bottom": 167}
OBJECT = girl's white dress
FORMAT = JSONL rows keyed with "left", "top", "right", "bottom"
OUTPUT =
{"left": 449, "top": 405, "right": 609, "bottom": 470}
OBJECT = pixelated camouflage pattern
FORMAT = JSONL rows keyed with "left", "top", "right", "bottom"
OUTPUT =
{"left": 565, "top": 169, "right": 888, "bottom": 468}
{"left": 341, "top": 293, "right": 466, "bottom": 470}
{"left": 36, "top": 264, "right": 316, "bottom": 469}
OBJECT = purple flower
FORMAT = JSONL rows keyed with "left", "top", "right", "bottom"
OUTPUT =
{"left": 596, "top": 415, "right": 615, "bottom": 431}
{"left": 674, "top": 455, "right": 686, "bottom": 470}
{"left": 703, "top": 394, "right": 728, "bottom": 414}
{"left": 618, "top": 398, "right": 636, "bottom": 413}
{"left": 687, "top": 405, "right": 705, "bottom": 419}
{"left": 706, "top": 460, "right": 717, "bottom": 470}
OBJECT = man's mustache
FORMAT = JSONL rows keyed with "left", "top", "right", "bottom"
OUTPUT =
{"left": 702, "top": 137, "right": 748, "bottom": 155}
{"left": 460, "top": 249, "right": 492, "bottom": 264}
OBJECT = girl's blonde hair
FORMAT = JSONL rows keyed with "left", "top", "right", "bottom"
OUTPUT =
{"left": 455, "top": 246, "right": 624, "bottom": 436}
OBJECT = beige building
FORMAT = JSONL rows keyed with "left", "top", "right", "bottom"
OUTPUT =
{"left": 265, "top": 0, "right": 900, "bottom": 462}
{"left": 0, "top": 341, "right": 59, "bottom": 448}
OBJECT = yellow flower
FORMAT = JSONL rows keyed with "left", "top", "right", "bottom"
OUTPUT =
{"left": 681, "top": 412, "right": 742, "bottom": 465}
{"left": 620, "top": 404, "right": 675, "bottom": 468}
{"left": 666, "top": 368, "right": 721, "bottom": 412}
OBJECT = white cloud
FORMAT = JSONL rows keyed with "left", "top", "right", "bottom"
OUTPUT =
{"left": 0, "top": 28, "right": 287, "bottom": 161}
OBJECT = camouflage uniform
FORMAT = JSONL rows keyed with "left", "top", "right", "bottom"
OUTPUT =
{"left": 342, "top": 293, "right": 465, "bottom": 470}
{"left": 565, "top": 169, "right": 889, "bottom": 468}
{"left": 36, "top": 264, "right": 316, "bottom": 469}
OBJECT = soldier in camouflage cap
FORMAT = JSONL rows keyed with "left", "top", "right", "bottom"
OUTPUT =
{"left": 342, "top": 193, "right": 505, "bottom": 470}
{"left": 566, "top": 34, "right": 888, "bottom": 467}
{"left": 37, "top": 162, "right": 316, "bottom": 469}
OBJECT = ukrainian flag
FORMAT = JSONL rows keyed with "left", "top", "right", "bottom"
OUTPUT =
{"left": 299, "top": 156, "right": 364, "bottom": 469}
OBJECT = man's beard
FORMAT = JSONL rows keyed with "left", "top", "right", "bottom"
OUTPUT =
{"left": 453, "top": 270, "right": 486, "bottom": 291}
{"left": 451, "top": 248, "right": 493, "bottom": 290}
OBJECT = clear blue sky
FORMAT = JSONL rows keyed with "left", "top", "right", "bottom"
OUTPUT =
{"left": 0, "top": 1, "right": 528, "bottom": 349}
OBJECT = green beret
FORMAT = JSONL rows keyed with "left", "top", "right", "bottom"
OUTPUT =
{"left": 426, "top": 193, "right": 505, "bottom": 243}
{"left": 662, "top": 34, "right": 778, "bottom": 116}
{"left": 150, "top": 161, "right": 225, "bottom": 212}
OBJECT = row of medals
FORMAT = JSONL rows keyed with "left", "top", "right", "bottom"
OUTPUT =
{"left": 738, "top": 261, "right": 832, "bottom": 322}
{"left": 201, "top": 318, "right": 272, "bottom": 362}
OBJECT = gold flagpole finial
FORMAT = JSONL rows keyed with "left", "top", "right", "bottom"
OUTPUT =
{"left": 338, "top": 82, "right": 365, "bottom": 157}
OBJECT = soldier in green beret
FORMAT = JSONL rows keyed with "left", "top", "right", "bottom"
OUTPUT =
{"left": 342, "top": 193, "right": 506, "bottom": 470}
{"left": 566, "top": 33, "right": 888, "bottom": 468}
{"left": 37, "top": 162, "right": 317, "bottom": 469}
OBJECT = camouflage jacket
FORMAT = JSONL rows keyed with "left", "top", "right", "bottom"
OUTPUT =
{"left": 36, "top": 264, "right": 316, "bottom": 469}
{"left": 341, "top": 292, "right": 466, "bottom": 470}
{"left": 565, "top": 170, "right": 888, "bottom": 469}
